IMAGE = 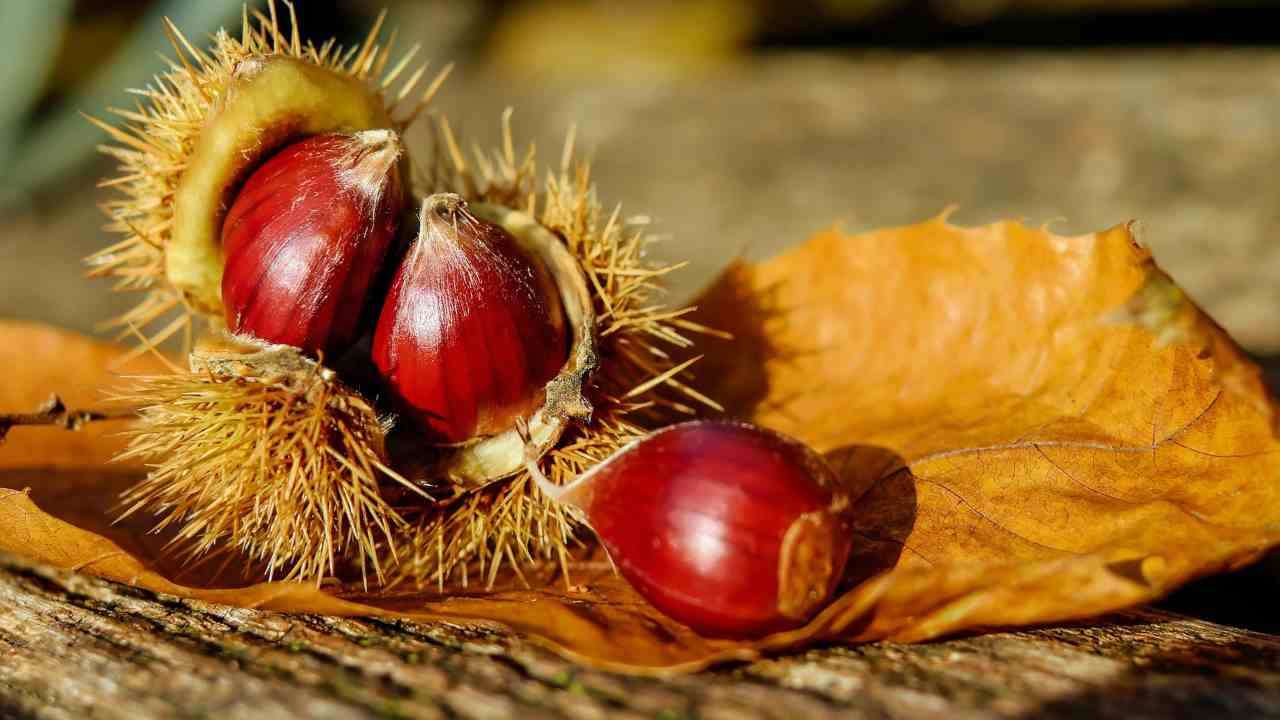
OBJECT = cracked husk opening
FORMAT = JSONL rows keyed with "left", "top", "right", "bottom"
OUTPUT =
{"left": 89, "top": 2, "right": 450, "bottom": 356}
{"left": 168, "top": 56, "right": 396, "bottom": 314}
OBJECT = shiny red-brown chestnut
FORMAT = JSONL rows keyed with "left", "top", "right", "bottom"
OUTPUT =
{"left": 528, "top": 420, "right": 854, "bottom": 638}
{"left": 373, "top": 193, "right": 569, "bottom": 444}
{"left": 221, "top": 129, "right": 403, "bottom": 356}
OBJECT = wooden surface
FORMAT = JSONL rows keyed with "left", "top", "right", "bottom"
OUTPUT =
{"left": 0, "top": 550, "right": 1275, "bottom": 720}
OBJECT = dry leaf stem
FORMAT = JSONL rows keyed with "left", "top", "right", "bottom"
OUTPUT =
{"left": 0, "top": 394, "right": 135, "bottom": 442}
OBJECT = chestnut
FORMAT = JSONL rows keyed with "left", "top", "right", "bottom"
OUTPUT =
{"left": 373, "top": 193, "right": 570, "bottom": 444}
{"left": 220, "top": 130, "right": 404, "bottom": 356}
{"left": 526, "top": 420, "right": 854, "bottom": 638}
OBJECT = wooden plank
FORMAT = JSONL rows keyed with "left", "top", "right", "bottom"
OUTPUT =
{"left": 0, "top": 552, "right": 1277, "bottom": 719}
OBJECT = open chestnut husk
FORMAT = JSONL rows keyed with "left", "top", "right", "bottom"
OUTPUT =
{"left": 91, "top": 5, "right": 717, "bottom": 586}
{"left": 526, "top": 420, "right": 854, "bottom": 638}
{"left": 86, "top": 7, "right": 449, "bottom": 582}
{"left": 89, "top": 5, "right": 449, "bottom": 340}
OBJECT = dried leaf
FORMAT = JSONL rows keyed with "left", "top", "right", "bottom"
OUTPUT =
{"left": 2, "top": 217, "right": 1278, "bottom": 674}
{"left": 692, "top": 217, "right": 1280, "bottom": 641}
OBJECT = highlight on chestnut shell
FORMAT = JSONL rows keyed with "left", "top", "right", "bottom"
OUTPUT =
{"left": 373, "top": 193, "right": 570, "bottom": 444}
{"left": 524, "top": 420, "right": 854, "bottom": 638}
{"left": 221, "top": 130, "right": 404, "bottom": 356}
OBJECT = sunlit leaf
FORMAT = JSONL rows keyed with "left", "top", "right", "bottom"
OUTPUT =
{"left": 2, "top": 216, "right": 1277, "bottom": 673}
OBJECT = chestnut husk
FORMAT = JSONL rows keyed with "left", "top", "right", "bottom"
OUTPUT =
{"left": 90, "top": 5, "right": 715, "bottom": 589}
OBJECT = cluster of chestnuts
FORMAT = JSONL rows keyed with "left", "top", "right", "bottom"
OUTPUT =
{"left": 222, "top": 129, "right": 567, "bottom": 444}
{"left": 218, "top": 128, "right": 854, "bottom": 636}
{"left": 81, "top": 4, "right": 857, "bottom": 638}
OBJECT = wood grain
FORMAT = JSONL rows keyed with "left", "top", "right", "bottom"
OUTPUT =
{"left": 1, "top": 550, "right": 1277, "bottom": 719}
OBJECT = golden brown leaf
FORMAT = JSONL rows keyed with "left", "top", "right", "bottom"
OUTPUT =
{"left": 1, "top": 216, "right": 1278, "bottom": 674}
{"left": 693, "top": 217, "right": 1280, "bottom": 641}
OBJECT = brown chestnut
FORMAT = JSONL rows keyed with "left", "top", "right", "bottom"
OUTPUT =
{"left": 527, "top": 420, "right": 854, "bottom": 638}
{"left": 220, "top": 129, "right": 404, "bottom": 356}
{"left": 373, "top": 193, "right": 569, "bottom": 444}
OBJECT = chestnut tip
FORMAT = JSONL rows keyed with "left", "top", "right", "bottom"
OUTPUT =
{"left": 422, "top": 192, "right": 468, "bottom": 218}
{"left": 231, "top": 56, "right": 265, "bottom": 80}
{"left": 341, "top": 129, "right": 403, "bottom": 201}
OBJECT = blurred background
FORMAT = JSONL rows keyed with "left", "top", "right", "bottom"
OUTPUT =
{"left": 0, "top": 0, "right": 1277, "bottom": 628}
